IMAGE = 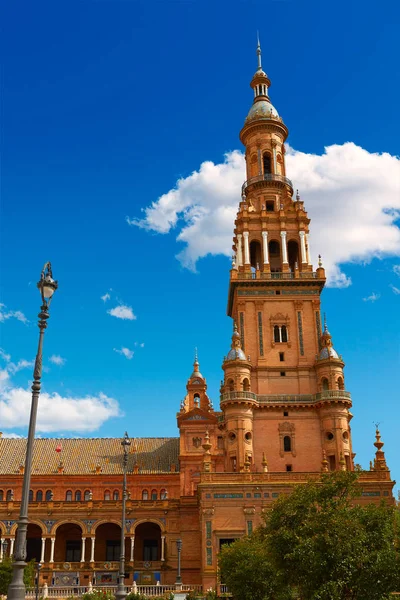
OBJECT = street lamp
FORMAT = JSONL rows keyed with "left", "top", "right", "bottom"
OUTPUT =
{"left": 35, "top": 562, "right": 42, "bottom": 600}
{"left": 176, "top": 539, "right": 182, "bottom": 587}
{"left": 2, "top": 539, "right": 9, "bottom": 561}
{"left": 115, "top": 432, "right": 131, "bottom": 600}
{"left": 8, "top": 262, "right": 58, "bottom": 600}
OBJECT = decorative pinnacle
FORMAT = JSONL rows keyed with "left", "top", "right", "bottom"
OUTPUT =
{"left": 256, "top": 32, "right": 262, "bottom": 71}
{"left": 318, "top": 254, "right": 323, "bottom": 268}
{"left": 323, "top": 312, "right": 327, "bottom": 332}
{"left": 194, "top": 347, "right": 198, "bottom": 364}
{"left": 296, "top": 189, "right": 300, "bottom": 201}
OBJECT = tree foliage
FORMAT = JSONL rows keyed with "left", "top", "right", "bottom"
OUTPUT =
{"left": 219, "top": 472, "right": 400, "bottom": 600}
{"left": 0, "top": 557, "right": 36, "bottom": 595}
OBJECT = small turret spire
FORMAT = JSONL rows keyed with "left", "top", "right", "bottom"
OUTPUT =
{"left": 256, "top": 32, "right": 262, "bottom": 71}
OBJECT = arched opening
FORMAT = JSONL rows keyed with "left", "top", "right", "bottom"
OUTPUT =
{"left": 16, "top": 523, "right": 43, "bottom": 563}
{"left": 227, "top": 379, "right": 234, "bottom": 392}
{"left": 84, "top": 490, "right": 91, "bottom": 501}
{"left": 281, "top": 325, "right": 288, "bottom": 343}
{"left": 288, "top": 240, "right": 299, "bottom": 273}
{"left": 66, "top": 490, "right": 72, "bottom": 502}
{"left": 322, "top": 377, "right": 329, "bottom": 391}
{"left": 283, "top": 436, "right": 292, "bottom": 452}
{"left": 276, "top": 154, "right": 283, "bottom": 175}
{"left": 104, "top": 490, "right": 111, "bottom": 501}
{"left": 250, "top": 154, "right": 258, "bottom": 177}
{"left": 94, "top": 523, "right": 126, "bottom": 562}
{"left": 75, "top": 490, "right": 81, "bottom": 501}
{"left": 242, "top": 378, "right": 250, "bottom": 392}
{"left": 113, "top": 490, "right": 119, "bottom": 500}
{"left": 274, "top": 325, "right": 280, "bottom": 343}
{"left": 36, "top": 490, "right": 43, "bottom": 502}
{"left": 151, "top": 489, "right": 158, "bottom": 500}
{"left": 142, "top": 489, "right": 148, "bottom": 500}
{"left": 263, "top": 153, "right": 272, "bottom": 175}
{"left": 160, "top": 489, "right": 167, "bottom": 500}
{"left": 0, "top": 490, "right": 3, "bottom": 501}
{"left": 54, "top": 523, "right": 82, "bottom": 563}
{"left": 6, "top": 490, "right": 13, "bottom": 501}
{"left": 45, "top": 490, "right": 52, "bottom": 501}
{"left": 29, "top": 490, "right": 34, "bottom": 502}
{"left": 268, "top": 240, "right": 281, "bottom": 272}
{"left": 337, "top": 377, "right": 344, "bottom": 390}
{"left": 250, "top": 240, "right": 262, "bottom": 270}
{"left": 134, "top": 522, "right": 162, "bottom": 562}
{"left": 194, "top": 393, "right": 200, "bottom": 407}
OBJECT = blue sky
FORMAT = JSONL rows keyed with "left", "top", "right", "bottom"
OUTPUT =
{"left": 1, "top": 1, "right": 399, "bottom": 488}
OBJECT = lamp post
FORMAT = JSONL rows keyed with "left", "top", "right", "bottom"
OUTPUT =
{"left": 8, "top": 263, "right": 58, "bottom": 600}
{"left": 35, "top": 562, "right": 42, "bottom": 600}
{"left": 115, "top": 432, "right": 131, "bottom": 600}
{"left": 2, "top": 539, "right": 9, "bottom": 561}
{"left": 176, "top": 538, "right": 182, "bottom": 588}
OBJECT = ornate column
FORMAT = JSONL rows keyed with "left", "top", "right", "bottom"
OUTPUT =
{"left": 243, "top": 231, "right": 250, "bottom": 265}
{"left": 161, "top": 536, "right": 165, "bottom": 562}
{"left": 272, "top": 141, "right": 277, "bottom": 173}
{"left": 80, "top": 537, "right": 86, "bottom": 563}
{"left": 49, "top": 537, "right": 55, "bottom": 563}
{"left": 90, "top": 537, "right": 95, "bottom": 563}
{"left": 237, "top": 234, "right": 243, "bottom": 267}
{"left": 305, "top": 234, "right": 312, "bottom": 265}
{"left": 40, "top": 538, "right": 46, "bottom": 564}
{"left": 299, "top": 231, "right": 307, "bottom": 264}
{"left": 280, "top": 231, "right": 288, "bottom": 264}
{"left": 130, "top": 536, "right": 135, "bottom": 562}
{"left": 262, "top": 231, "right": 269, "bottom": 264}
{"left": 10, "top": 538, "right": 15, "bottom": 557}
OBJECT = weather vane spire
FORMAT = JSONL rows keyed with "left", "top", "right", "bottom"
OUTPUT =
{"left": 256, "top": 32, "right": 262, "bottom": 71}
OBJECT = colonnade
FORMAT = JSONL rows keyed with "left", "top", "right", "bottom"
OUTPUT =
{"left": 235, "top": 230, "right": 311, "bottom": 268}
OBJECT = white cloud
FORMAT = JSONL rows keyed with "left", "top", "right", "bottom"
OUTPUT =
{"left": 0, "top": 369, "right": 10, "bottom": 384}
{"left": 8, "top": 359, "right": 34, "bottom": 374}
{"left": 49, "top": 354, "right": 66, "bottom": 366}
{"left": 0, "top": 348, "right": 11, "bottom": 362}
{"left": 101, "top": 293, "right": 111, "bottom": 302}
{"left": 0, "top": 304, "right": 28, "bottom": 324}
{"left": 128, "top": 144, "right": 400, "bottom": 287}
{"left": 107, "top": 304, "right": 136, "bottom": 320}
{"left": 1, "top": 432, "right": 23, "bottom": 438}
{"left": 362, "top": 293, "right": 380, "bottom": 302}
{"left": 390, "top": 284, "right": 400, "bottom": 295}
{"left": 113, "top": 347, "right": 134, "bottom": 360}
{"left": 393, "top": 265, "right": 400, "bottom": 277}
{"left": 0, "top": 387, "right": 121, "bottom": 433}
{"left": 134, "top": 342, "right": 145, "bottom": 348}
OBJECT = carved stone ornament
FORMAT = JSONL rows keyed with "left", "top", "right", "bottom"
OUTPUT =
{"left": 279, "top": 421, "right": 295, "bottom": 433}
{"left": 202, "top": 508, "right": 215, "bottom": 516}
{"left": 193, "top": 437, "right": 202, "bottom": 448}
{"left": 243, "top": 507, "right": 256, "bottom": 515}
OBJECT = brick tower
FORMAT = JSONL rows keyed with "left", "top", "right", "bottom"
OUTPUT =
{"left": 220, "top": 39, "right": 353, "bottom": 474}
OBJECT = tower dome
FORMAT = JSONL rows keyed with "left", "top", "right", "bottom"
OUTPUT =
{"left": 225, "top": 323, "right": 247, "bottom": 361}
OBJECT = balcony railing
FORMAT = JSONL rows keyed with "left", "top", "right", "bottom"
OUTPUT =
{"left": 220, "top": 390, "right": 351, "bottom": 405}
{"left": 242, "top": 173, "right": 293, "bottom": 195}
{"left": 234, "top": 271, "right": 318, "bottom": 281}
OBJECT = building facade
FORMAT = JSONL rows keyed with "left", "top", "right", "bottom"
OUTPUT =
{"left": 0, "top": 43, "right": 394, "bottom": 592}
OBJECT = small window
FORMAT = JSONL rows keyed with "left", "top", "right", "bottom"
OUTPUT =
{"left": 29, "top": 490, "right": 34, "bottom": 502}
{"left": 245, "top": 432, "right": 252, "bottom": 441}
{"left": 266, "top": 202, "right": 274, "bottom": 212}
{"left": 66, "top": 490, "right": 72, "bottom": 501}
{"left": 328, "top": 455, "right": 336, "bottom": 471}
{"left": 45, "top": 490, "right": 52, "bottom": 501}
{"left": 113, "top": 490, "right": 119, "bottom": 501}
{"left": 151, "top": 489, "right": 157, "bottom": 500}
{"left": 322, "top": 378, "right": 329, "bottom": 391}
{"left": 275, "top": 290, "right": 281, "bottom": 295}
{"left": 160, "top": 489, "right": 167, "bottom": 500}
{"left": 281, "top": 326, "right": 288, "bottom": 343}
{"left": 283, "top": 411, "right": 288, "bottom": 417}
{"left": 66, "top": 541, "right": 81, "bottom": 562}
{"left": 228, "top": 431, "right": 236, "bottom": 441}
{"left": 283, "top": 436, "right": 292, "bottom": 452}
{"left": 84, "top": 490, "right": 91, "bottom": 501}
{"left": 104, "top": 490, "right": 111, "bottom": 501}
{"left": 0, "top": 490, "right": 3, "bottom": 501}
{"left": 343, "top": 431, "right": 349, "bottom": 441}
{"left": 263, "top": 153, "right": 272, "bottom": 175}
{"left": 106, "top": 540, "right": 121, "bottom": 561}
{"left": 326, "top": 432, "right": 334, "bottom": 441}
{"left": 279, "top": 352, "right": 284, "bottom": 362}
{"left": 231, "top": 457, "right": 237, "bottom": 472}
{"left": 286, "top": 465, "right": 292, "bottom": 472}
{"left": 280, "top": 371, "right": 286, "bottom": 377}
{"left": 36, "top": 490, "right": 43, "bottom": 502}
{"left": 274, "top": 325, "right": 280, "bottom": 343}
{"left": 75, "top": 490, "right": 82, "bottom": 501}
{"left": 217, "top": 436, "right": 224, "bottom": 449}
{"left": 142, "top": 490, "right": 149, "bottom": 500}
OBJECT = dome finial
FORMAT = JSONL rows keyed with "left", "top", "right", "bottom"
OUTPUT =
{"left": 256, "top": 31, "right": 262, "bottom": 71}
{"left": 190, "top": 347, "right": 203, "bottom": 379}
{"left": 323, "top": 312, "right": 328, "bottom": 332}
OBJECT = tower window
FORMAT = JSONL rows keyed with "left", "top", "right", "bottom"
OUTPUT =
{"left": 322, "top": 377, "right": 329, "bottom": 391}
{"left": 283, "top": 436, "right": 292, "bottom": 452}
{"left": 275, "top": 290, "right": 281, "bottom": 295}
{"left": 65, "top": 490, "right": 72, "bottom": 502}
{"left": 263, "top": 153, "right": 272, "bottom": 175}
{"left": 279, "top": 352, "right": 284, "bottom": 362}
{"left": 286, "top": 465, "right": 293, "bottom": 472}
{"left": 280, "top": 371, "right": 286, "bottom": 377}
{"left": 266, "top": 202, "right": 274, "bottom": 212}
{"left": 283, "top": 411, "right": 288, "bottom": 417}
{"left": 274, "top": 325, "right": 288, "bottom": 343}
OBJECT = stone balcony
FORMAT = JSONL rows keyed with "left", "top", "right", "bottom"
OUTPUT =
{"left": 220, "top": 390, "right": 352, "bottom": 408}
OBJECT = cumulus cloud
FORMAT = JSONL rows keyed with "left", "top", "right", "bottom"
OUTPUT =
{"left": 128, "top": 144, "right": 400, "bottom": 287}
{"left": 390, "top": 284, "right": 400, "bottom": 295}
{"left": 362, "top": 293, "right": 380, "bottom": 302}
{"left": 8, "top": 359, "right": 34, "bottom": 374}
{"left": 49, "top": 354, "right": 66, "bottom": 366}
{"left": 393, "top": 265, "right": 400, "bottom": 277}
{"left": 107, "top": 305, "right": 136, "bottom": 320}
{"left": 0, "top": 304, "right": 28, "bottom": 324}
{"left": 0, "top": 387, "right": 121, "bottom": 432}
{"left": 113, "top": 347, "right": 134, "bottom": 360}
{"left": 0, "top": 348, "right": 11, "bottom": 362}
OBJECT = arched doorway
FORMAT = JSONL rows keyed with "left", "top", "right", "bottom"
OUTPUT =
{"left": 54, "top": 523, "right": 83, "bottom": 563}
{"left": 15, "top": 524, "right": 43, "bottom": 563}
{"left": 287, "top": 240, "right": 299, "bottom": 273}
{"left": 268, "top": 240, "right": 281, "bottom": 272}
{"left": 250, "top": 240, "right": 262, "bottom": 271}
{"left": 94, "top": 523, "right": 121, "bottom": 562}
{"left": 134, "top": 522, "right": 162, "bottom": 562}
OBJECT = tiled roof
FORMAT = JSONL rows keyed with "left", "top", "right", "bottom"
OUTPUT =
{"left": 0, "top": 437, "right": 180, "bottom": 475}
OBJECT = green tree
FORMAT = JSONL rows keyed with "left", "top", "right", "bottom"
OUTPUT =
{"left": 0, "top": 557, "right": 36, "bottom": 595}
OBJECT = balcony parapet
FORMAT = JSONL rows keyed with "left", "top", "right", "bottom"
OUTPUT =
{"left": 220, "top": 390, "right": 351, "bottom": 407}
{"left": 241, "top": 173, "right": 293, "bottom": 196}
{"left": 234, "top": 271, "right": 318, "bottom": 281}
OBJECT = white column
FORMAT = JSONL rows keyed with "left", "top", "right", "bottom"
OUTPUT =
{"left": 0, "top": 538, "right": 4, "bottom": 560}
{"left": 130, "top": 536, "right": 135, "bottom": 562}
{"left": 90, "top": 537, "right": 95, "bottom": 562}
{"left": 237, "top": 234, "right": 243, "bottom": 267}
{"left": 80, "top": 537, "right": 86, "bottom": 563}
{"left": 40, "top": 538, "right": 46, "bottom": 563}
{"left": 161, "top": 535, "right": 165, "bottom": 562}
{"left": 280, "top": 231, "right": 288, "bottom": 264}
{"left": 305, "top": 234, "right": 312, "bottom": 265}
{"left": 243, "top": 231, "right": 250, "bottom": 265}
{"left": 50, "top": 537, "right": 55, "bottom": 563}
{"left": 262, "top": 231, "right": 269, "bottom": 264}
{"left": 299, "top": 231, "right": 307, "bottom": 264}
{"left": 272, "top": 145, "right": 277, "bottom": 173}
{"left": 10, "top": 538, "right": 15, "bottom": 556}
